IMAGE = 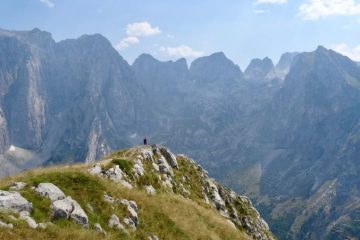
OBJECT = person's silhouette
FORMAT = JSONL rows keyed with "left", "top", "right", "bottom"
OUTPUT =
{"left": 143, "top": 137, "right": 147, "bottom": 145}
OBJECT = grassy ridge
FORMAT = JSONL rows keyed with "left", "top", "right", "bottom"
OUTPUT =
{"left": 0, "top": 162, "right": 250, "bottom": 240}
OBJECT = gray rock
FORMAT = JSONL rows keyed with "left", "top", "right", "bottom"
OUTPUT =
{"left": 35, "top": 183, "right": 66, "bottom": 201}
{"left": 140, "top": 149, "right": 153, "bottom": 161}
{"left": 88, "top": 163, "right": 102, "bottom": 175}
{"left": 145, "top": 185, "right": 156, "bottom": 195}
{"left": 9, "top": 182, "right": 27, "bottom": 191}
{"left": 19, "top": 214, "right": 38, "bottom": 229}
{"left": 120, "top": 199, "right": 139, "bottom": 226}
{"left": 123, "top": 216, "right": 136, "bottom": 229}
{"left": 152, "top": 162, "right": 160, "bottom": 172}
{"left": 51, "top": 196, "right": 88, "bottom": 226}
{"left": 94, "top": 223, "right": 107, "bottom": 235}
{"left": 158, "top": 156, "right": 173, "bottom": 176}
{"left": 105, "top": 165, "right": 125, "bottom": 182}
{"left": 159, "top": 147, "right": 178, "bottom": 169}
{"left": 0, "top": 190, "right": 32, "bottom": 212}
{"left": 108, "top": 214, "right": 125, "bottom": 230}
{"left": 206, "top": 180, "right": 229, "bottom": 217}
{"left": 103, "top": 194, "right": 115, "bottom": 204}
{"left": 133, "top": 159, "right": 145, "bottom": 176}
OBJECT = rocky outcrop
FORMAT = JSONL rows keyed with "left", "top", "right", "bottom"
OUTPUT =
{"left": 159, "top": 147, "right": 178, "bottom": 169}
{"left": 145, "top": 185, "right": 156, "bottom": 195}
{"left": 88, "top": 146, "right": 273, "bottom": 239}
{"left": 108, "top": 214, "right": 125, "bottom": 231}
{"left": 94, "top": 223, "right": 106, "bottom": 235}
{"left": 120, "top": 199, "right": 139, "bottom": 229}
{"left": 35, "top": 183, "right": 66, "bottom": 201}
{"left": 9, "top": 182, "right": 26, "bottom": 191}
{"left": 19, "top": 211, "right": 37, "bottom": 229}
{"left": 0, "top": 190, "right": 32, "bottom": 212}
{"left": 51, "top": 196, "right": 88, "bottom": 226}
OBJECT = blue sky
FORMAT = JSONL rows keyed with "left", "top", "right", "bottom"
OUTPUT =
{"left": 1, "top": 0, "right": 360, "bottom": 69}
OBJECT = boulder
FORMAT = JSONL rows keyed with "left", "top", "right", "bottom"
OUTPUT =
{"left": 105, "top": 165, "right": 125, "bottom": 182}
{"left": 9, "top": 182, "right": 27, "bottom": 191}
{"left": 133, "top": 159, "right": 145, "bottom": 176}
{"left": 35, "top": 183, "right": 66, "bottom": 202}
{"left": 51, "top": 196, "right": 88, "bottom": 226}
{"left": 158, "top": 156, "right": 173, "bottom": 176}
{"left": 152, "top": 162, "right": 160, "bottom": 172}
{"left": 140, "top": 149, "right": 153, "bottom": 161}
{"left": 207, "top": 180, "right": 229, "bottom": 217}
{"left": 108, "top": 214, "right": 125, "bottom": 230}
{"left": 19, "top": 211, "right": 38, "bottom": 229}
{"left": 145, "top": 185, "right": 156, "bottom": 195}
{"left": 103, "top": 194, "right": 115, "bottom": 204}
{"left": 0, "top": 190, "right": 32, "bottom": 212}
{"left": 88, "top": 163, "right": 102, "bottom": 175}
{"left": 159, "top": 147, "right": 178, "bottom": 169}
{"left": 120, "top": 199, "right": 139, "bottom": 226}
{"left": 123, "top": 216, "right": 136, "bottom": 229}
{"left": 94, "top": 223, "right": 107, "bottom": 235}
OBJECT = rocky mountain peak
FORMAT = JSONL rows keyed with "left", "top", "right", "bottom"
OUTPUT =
{"left": 244, "top": 57, "right": 275, "bottom": 82}
{"left": 276, "top": 52, "right": 299, "bottom": 72}
{"left": 190, "top": 52, "right": 243, "bottom": 85}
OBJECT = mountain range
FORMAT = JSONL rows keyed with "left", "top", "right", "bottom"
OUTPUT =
{"left": 1, "top": 28, "right": 360, "bottom": 239}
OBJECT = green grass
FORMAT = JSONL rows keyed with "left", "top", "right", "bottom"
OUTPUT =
{"left": 0, "top": 147, "right": 254, "bottom": 240}
{"left": 112, "top": 158, "right": 133, "bottom": 176}
{"left": 20, "top": 187, "right": 51, "bottom": 222}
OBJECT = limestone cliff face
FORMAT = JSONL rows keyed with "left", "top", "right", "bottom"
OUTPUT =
{"left": 0, "top": 29, "right": 155, "bottom": 171}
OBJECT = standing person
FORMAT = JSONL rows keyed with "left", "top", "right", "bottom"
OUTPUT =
{"left": 143, "top": 137, "right": 147, "bottom": 145}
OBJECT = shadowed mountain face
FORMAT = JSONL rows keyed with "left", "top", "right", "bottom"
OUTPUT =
{"left": 222, "top": 47, "right": 360, "bottom": 240}
{"left": 0, "top": 29, "right": 156, "bottom": 174}
{"left": 1, "top": 28, "right": 360, "bottom": 239}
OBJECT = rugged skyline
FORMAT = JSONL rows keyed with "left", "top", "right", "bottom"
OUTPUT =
{"left": 1, "top": 28, "right": 360, "bottom": 239}
{"left": 1, "top": 0, "right": 360, "bottom": 68}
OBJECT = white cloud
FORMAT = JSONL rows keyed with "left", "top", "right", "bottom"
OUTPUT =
{"left": 116, "top": 21, "right": 161, "bottom": 50}
{"left": 125, "top": 22, "right": 161, "bottom": 37}
{"left": 299, "top": 0, "right": 360, "bottom": 20}
{"left": 115, "top": 36, "right": 139, "bottom": 50}
{"left": 160, "top": 45, "right": 204, "bottom": 58}
{"left": 253, "top": 9, "right": 271, "bottom": 14}
{"left": 256, "top": 0, "right": 287, "bottom": 4}
{"left": 39, "top": 0, "right": 54, "bottom": 8}
{"left": 331, "top": 43, "right": 360, "bottom": 61}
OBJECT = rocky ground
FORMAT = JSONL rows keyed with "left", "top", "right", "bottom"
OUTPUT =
{"left": 0, "top": 145, "right": 274, "bottom": 240}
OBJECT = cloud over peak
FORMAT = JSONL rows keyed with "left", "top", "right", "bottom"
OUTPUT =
{"left": 160, "top": 45, "right": 204, "bottom": 58}
{"left": 126, "top": 22, "right": 161, "bottom": 37}
{"left": 115, "top": 36, "right": 139, "bottom": 51}
{"left": 332, "top": 43, "right": 360, "bottom": 61}
{"left": 116, "top": 21, "right": 161, "bottom": 50}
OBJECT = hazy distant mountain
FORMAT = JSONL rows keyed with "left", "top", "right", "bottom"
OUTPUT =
{"left": 244, "top": 57, "right": 274, "bottom": 82}
{"left": 1, "top": 28, "right": 360, "bottom": 239}
{"left": 223, "top": 46, "right": 360, "bottom": 239}
{"left": 0, "top": 28, "right": 156, "bottom": 174}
